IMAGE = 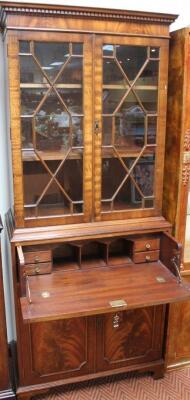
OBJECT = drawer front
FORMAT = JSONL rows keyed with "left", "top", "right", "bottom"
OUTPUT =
{"left": 24, "top": 262, "right": 52, "bottom": 276}
{"left": 24, "top": 250, "right": 52, "bottom": 264}
{"left": 134, "top": 238, "right": 160, "bottom": 253}
{"left": 133, "top": 250, "right": 160, "bottom": 263}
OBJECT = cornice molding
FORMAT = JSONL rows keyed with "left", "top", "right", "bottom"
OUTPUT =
{"left": 0, "top": 2, "right": 178, "bottom": 29}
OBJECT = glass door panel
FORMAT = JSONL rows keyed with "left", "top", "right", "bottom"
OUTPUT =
{"left": 19, "top": 38, "right": 88, "bottom": 221}
{"left": 95, "top": 37, "right": 163, "bottom": 219}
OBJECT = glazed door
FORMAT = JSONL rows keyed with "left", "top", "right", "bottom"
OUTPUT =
{"left": 94, "top": 36, "right": 169, "bottom": 221}
{"left": 8, "top": 32, "right": 93, "bottom": 227}
{"left": 96, "top": 306, "right": 165, "bottom": 372}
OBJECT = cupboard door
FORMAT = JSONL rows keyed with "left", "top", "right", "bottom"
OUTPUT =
{"left": 94, "top": 36, "right": 169, "bottom": 221}
{"left": 23, "top": 317, "right": 94, "bottom": 384}
{"left": 8, "top": 32, "right": 93, "bottom": 227}
{"left": 96, "top": 306, "right": 165, "bottom": 371}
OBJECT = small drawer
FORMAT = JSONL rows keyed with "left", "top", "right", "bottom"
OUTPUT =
{"left": 133, "top": 238, "right": 160, "bottom": 253}
{"left": 133, "top": 250, "right": 160, "bottom": 264}
{"left": 24, "top": 262, "right": 52, "bottom": 276}
{"left": 24, "top": 250, "right": 52, "bottom": 264}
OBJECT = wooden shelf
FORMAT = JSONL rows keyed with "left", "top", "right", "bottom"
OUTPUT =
{"left": 20, "top": 261, "right": 190, "bottom": 323}
{"left": 22, "top": 149, "right": 83, "bottom": 161}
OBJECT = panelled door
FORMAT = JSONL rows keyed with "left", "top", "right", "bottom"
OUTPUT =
{"left": 94, "top": 35, "right": 169, "bottom": 222}
{"left": 8, "top": 32, "right": 168, "bottom": 227}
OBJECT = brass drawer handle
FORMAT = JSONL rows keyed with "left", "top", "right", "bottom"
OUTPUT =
{"left": 146, "top": 243, "right": 151, "bottom": 250}
{"left": 34, "top": 256, "right": 40, "bottom": 263}
{"left": 35, "top": 267, "right": 40, "bottom": 274}
{"left": 145, "top": 255, "right": 151, "bottom": 261}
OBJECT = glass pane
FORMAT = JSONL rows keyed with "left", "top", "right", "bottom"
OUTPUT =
{"left": 35, "top": 90, "right": 70, "bottom": 152}
{"left": 19, "top": 41, "right": 30, "bottom": 54}
{"left": 57, "top": 158, "right": 83, "bottom": 202}
{"left": 57, "top": 57, "right": 83, "bottom": 84}
{"left": 23, "top": 160, "right": 50, "bottom": 205}
{"left": 21, "top": 88, "right": 47, "bottom": 116}
{"left": 103, "top": 59, "right": 126, "bottom": 85}
{"left": 132, "top": 154, "right": 155, "bottom": 197}
{"left": 103, "top": 44, "right": 114, "bottom": 56}
{"left": 34, "top": 42, "right": 70, "bottom": 82}
{"left": 20, "top": 56, "right": 48, "bottom": 84}
{"left": 102, "top": 117, "right": 112, "bottom": 145}
{"left": 72, "top": 117, "right": 83, "bottom": 147}
{"left": 57, "top": 89, "right": 83, "bottom": 115}
{"left": 114, "top": 177, "right": 143, "bottom": 210}
{"left": 184, "top": 187, "right": 190, "bottom": 262}
{"left": 135, "top": 61, "right": 159, "bottom": 87}
{"left": 147, "top": 116, "right": 157, "bottom": 144}
{"left": 102, "top": 156, "right": 126, "bottom": 199}
{"left": 144, "top": 198, "right": 154, "bottom": 208}
{"left": 135, "top": 89, "right": 158, "bottom": 112}
{"left": 116, "top": 45, "right": 147, "bottom": 82}
{"left": 150, "top": 47, "right": 159, "bottom": 58}
{"left": 103, "top": 89, "right": 125, "bottom": 114}
{"left": 37, "top": 180, "right": 71, "bottom": 216}
{"left": 115, "top": 107, "right": 145, "bottom": 148}
{"left": 21, "top": 118, "right": 33, "bottom": 148}
{"left": 72, "top": 43, "right": 83, "bottom": 55}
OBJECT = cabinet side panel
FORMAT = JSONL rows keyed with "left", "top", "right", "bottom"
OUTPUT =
{"left": 163, "top": 30, "right": 186, "bottom": 233}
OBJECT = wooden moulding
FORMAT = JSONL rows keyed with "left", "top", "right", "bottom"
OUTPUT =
{"left": 0, "top": 3, "right": 177, "bottom": 26}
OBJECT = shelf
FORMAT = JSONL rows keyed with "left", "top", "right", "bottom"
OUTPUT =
{"left": 20, "top": 261, "right": 190, "bottom": 323}
{"left": 22, "top": 149, "right": 83, "bottom": 161}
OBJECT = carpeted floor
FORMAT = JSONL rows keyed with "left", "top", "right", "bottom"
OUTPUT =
{"left": 35, "top": 368, "right": 190, "bottom": 400}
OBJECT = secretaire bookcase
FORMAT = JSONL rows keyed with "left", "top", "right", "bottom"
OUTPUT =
{"left": 0, "top": 3, "right": 190, "bottom": 399}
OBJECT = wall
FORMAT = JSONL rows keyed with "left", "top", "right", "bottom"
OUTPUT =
{"left": 0, "top": 0, "right": 190, "bottom": 340}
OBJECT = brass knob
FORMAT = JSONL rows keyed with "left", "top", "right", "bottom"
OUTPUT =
{"left": 146, "top": 243, "right": 151, "bottom": 250}
{"left": 35, "top": 256, "right": 40, "bottom": 263}
{"left": 113, "top": 313, "right": 120, "bottom": 328}
{"left": 145, "top": 255, "right": 151, "bottom": 261}
{"left": 35, "top": 267, "right": 40, "bottom": 274}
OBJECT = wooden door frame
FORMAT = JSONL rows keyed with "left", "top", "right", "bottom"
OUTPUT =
{"left": 93, "top": 35, "right": 169, "bottom": 222}
{"left": 7, "top": 31, "right": 93, "bottom": 228}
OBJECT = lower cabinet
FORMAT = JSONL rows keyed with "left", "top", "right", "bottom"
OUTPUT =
{"left": 20, "top": 305, "right": 165, "bottom": 386}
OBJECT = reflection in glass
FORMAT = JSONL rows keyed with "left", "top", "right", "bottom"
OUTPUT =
{"left": 34, "top": 42, "right": 69, "bottom": 82}
{"left": 57, "top": 58, "right": 83, "bottom": 84}
{"left": 103, "top": 59, "right": 126, "bottom": 85}
{"left": 20, "top": 56, "right": 48, "bottom": 84}
{"left": 135, "top": 89, "right": 158, "bottom": 112}
{"left": 21, "top": 118, "right": 33, "bottom": 149}
{"left": 150, "top": 47, "right": 159, "bottom": 58}
{"left": 72, "top": 117, "right": 83, "bottom": 147}
{"left": 37, "top": 180, "right": 70, "bottom": 216}
{"left": 115, "top": 107, "right": 145, "bottom": 148}
{"left": 103, "top": 89, "right": 125, "bottom": 114}
{"left": 116, "top": 45, "right": 147, "bottom": 81}
{"left": 103, "top": 44, "right": 114, "bottom": 56}
{"left": 57, "top": 88, "right": 83, "bottom": 114}
{"left": 147, "top": 116, "right": 157, "bottom": 144}
{"left": 21, "top": 88, "right": 47, "bottom": 115}
{"left": 135, "top": 61, "right": 158, "bottom": 87}
{"left": 35, "top": 90, "right": 70, "bottom": 151}
{"left": 132, "top": 154, "right": 155, "bottom": 197}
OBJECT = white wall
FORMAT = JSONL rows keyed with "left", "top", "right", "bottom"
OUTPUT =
{"left": 0, "top": 0, "right": 190, "bottom": 340}
{"left": 0, "top": 36, "right": 15, "bottom": 340}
